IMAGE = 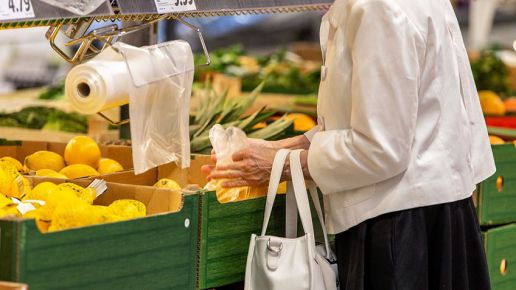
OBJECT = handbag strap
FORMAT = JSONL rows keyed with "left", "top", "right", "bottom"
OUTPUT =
{"left": 261, "top": 149, "right": 291, "bottom": 236}
{"left": 287, "top": 150, "right": 331, "bottom": 259}
{"left": 289, "top": 150, "right": 316, "bottom": 242}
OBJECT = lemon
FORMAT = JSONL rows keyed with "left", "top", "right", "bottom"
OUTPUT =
{"left": 36, "top": 169, "right": 68, "bottom": 179}
{"left": 37, "top": 188, "right": 78, "bottom": 222}
{"left": 64, "top": 136, "right": 101, "bottom": 168}
{"left": 285, "top": 113, "right": 316, "bottom": 131}
{"left": 0, "top": 194, "right": 14, "bottom": 208}
{"left": 154, "top": 178, "right": 181, "bottom": 190}
{"left": 108, "top": 199, "right": 146, "bottom": 219}
{"left": 0, "top": 157, "right": 23, "bottom": 172}
{"left": 59, "top": 164, "right": 100, "bottom": 179}
{"left": 24, "top": 181, "right": 57, "bottom": 201}
{"left": 24, "top": 151, "right": 66, "bottom": 172}
{"left": 91, "top": 205, "right": 124, "bottom": 223}
{"left": 48, "top": 198, "right": 95, "bottom": 232}
{"left": 0, "top": 165, "right": 29, "bottom": 199}
{"left": 57, "top": 183, "right": 96, "bottom": 204}
{"left": 0, "top": 204, "right": 20, "bottom": 218}
{"left": 97, "top": 158, "right": 124, "bottom": 174}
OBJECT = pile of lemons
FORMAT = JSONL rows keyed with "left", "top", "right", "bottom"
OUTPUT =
{"left": 0, "top": 176, "right": 146, "bottom": 232}
{"left": 23, "top": 136, "right": 124, "bottom": 179}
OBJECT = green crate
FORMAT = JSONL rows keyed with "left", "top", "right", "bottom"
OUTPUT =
{"left": 483, "top": 224, "right": 516, "bottom": 290}
{"left": 477, "top": 144, "right": 516, "bottom": 226}
{"left": 0, "top": 193, "right": 199, "bottom": 290}
{"left": 197, "top": 190, "right": 325, "bottom": 289}
{"left": 197, "top": 191, "right": 286, "bottom": 289}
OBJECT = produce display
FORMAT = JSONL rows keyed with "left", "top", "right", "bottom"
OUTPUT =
{"left": 15, "top": 136, "right": 124, "bottom": 179}
{"left": 190, "top": 83, "right": 295, "bottom": 153}
{"left": 195, "top": 46, "right": 321, "bottom": 95}
{"left": 0, "top": 106, "right": 88, "bottom": 133}
{"left": 471, "top": 50, "right": 513, "bottom": 96}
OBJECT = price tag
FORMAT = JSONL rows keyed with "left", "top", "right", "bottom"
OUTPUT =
{"left": 153, "top": 0, "right": 197, "bottom": 14}
{"left": 0, "top": 0, "right": 35, "bottom": 21}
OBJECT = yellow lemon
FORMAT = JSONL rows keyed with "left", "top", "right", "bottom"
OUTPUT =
{"left": 91, "top": 205, "right": 124, "bottom": 224}
{"left": 108, "top": 199, "right": 146, "bottom": 219}
{"left": 154, "top": 178, "right": 181, "bottom": 190}
{"left": 48, "top": 199, "right": 95, "bottom": 232}
{"left": 59, "top": 164, "right": 100, "bottom": 179}
{"left": 25, "top": 181, "right": 57, "bottom": 201}
{"left": 36, "top": 169, "right": 68, "bottom": 179}
{"left": 0, "top": 157, "right": 23, "bottom": 172}
{"left": 97, "top": 158, "right": 124, "bottom": 174}
{"left": 0, "top": 165, "right": 29, "bottom": 199}
{"left": 57, "top": 183, "right": 96, "bottom": 204}
{"left": 24, "top": 151, "right": 65, "bottom": 172}
{"left": 479, "top": 91, "right": 506, "bottom": 116}
{"left": 285, "top": 113, "right": 317, "bottom": 131}
{"left": 0, "top": 204, "right": 20, "bottom": 218}
{"left": 37, "top": 187, "right": 79, "bottom": 222}
{"left": 64, "top": 136, "right": 101, "bottom": 168}
{"left": 0, "top": 194, "right": 13, "bottom": 208}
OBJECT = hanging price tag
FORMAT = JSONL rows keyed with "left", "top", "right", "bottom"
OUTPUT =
{"left": 0, "top": 0, "right": 35, "bottom": 21}
{"left": 153, "top": 0, "right": 197, "bottom": 14}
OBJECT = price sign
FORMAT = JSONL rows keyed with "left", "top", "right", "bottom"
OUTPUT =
{"left": 154, "top": 0, "right": 197, "bottom": 14}
{"left": 0, "top": 0, "right": 35, "bottom": 21}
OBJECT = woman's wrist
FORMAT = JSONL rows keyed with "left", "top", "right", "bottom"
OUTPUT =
{"left": 274, "top": 135, "right": 310, "bottom": 150}
{"left": 281, "top": 149, "right": 312, "bottom": 181}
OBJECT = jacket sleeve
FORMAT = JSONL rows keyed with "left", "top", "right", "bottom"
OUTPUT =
{"left": 308, "top": 1, "right": 422, "bottom": 195}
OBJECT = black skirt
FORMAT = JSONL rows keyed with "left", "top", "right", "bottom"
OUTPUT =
{"left": 335, "top": 197, "right": 490, "bottom": 290}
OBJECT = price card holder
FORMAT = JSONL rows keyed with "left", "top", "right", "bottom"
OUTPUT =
{"left": 0, "top": 0, "right": 35, "bottom": 21}
{"left": 117, "top": 0, "right": 197, "bottom": 15}
{"left": 154, "top": 0, "right": 197, "bottom": 13}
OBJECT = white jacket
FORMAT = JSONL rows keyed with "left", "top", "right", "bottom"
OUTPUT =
{"left": 306, "top": 0, "right": 496, "bottom": 234}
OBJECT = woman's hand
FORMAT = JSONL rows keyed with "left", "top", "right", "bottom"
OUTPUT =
{"left": 201, "top": 139, "right": 279, "bottom": 188}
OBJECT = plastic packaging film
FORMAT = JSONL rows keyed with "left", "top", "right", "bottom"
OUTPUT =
{"left": 65, "top": 40, "right": 195, "bottom": 174}
{"left": 206, "top": 125, "right": 288, "bottom": 202}
{"left": 39, "top": 0, "right": 107, "bottom": 15}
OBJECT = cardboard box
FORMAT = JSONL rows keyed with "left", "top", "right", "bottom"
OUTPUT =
{"left": 0, "top": 178, "right": 199, "bottom": 290}
{"left": 0, "top": 140, "right": 153, "bottom": 186}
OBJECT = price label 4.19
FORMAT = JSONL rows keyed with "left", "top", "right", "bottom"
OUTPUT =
{"left": 0, "top": 0, "right": 35, "bottom": 21}
{"left": 154, "top": 0, "right": 197, "bottom": 14}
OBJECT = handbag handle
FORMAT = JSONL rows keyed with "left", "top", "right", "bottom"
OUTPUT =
{"left": 288, "top": 150, "right": 331, "bottom": 259}
{"left": 288, "top": 150, "right": 316, "bottom": 242}
{"left": 260, "top": 149, "right": 291, "bottom": 236}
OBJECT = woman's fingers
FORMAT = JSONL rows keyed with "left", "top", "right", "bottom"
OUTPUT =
{"left": 222, "top": 179, "right": 250, "bottom": 188}
{"left": 209, "top": 169, "right": 243, "bottom": 180}
{"left": 201, "top": 165, "right": 215, "bottom": 173}
{"left": 216, "top": 160, "right": 248, "bottom": 171}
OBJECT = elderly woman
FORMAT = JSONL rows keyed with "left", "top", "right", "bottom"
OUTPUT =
{"left": 203, "top": 0, "right": 495, "bottom": 289}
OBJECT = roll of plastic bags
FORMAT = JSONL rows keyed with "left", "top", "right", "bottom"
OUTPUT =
{"left": 39, "top": 0, "right": 107, "bottom": 15}
{"left": 65, "top": 47, "right": 131, "bottom": 115}
{"left": 65, "top": 40, "right": 194, "bottom": 174}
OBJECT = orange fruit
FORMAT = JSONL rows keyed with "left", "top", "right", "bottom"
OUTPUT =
{"left": 504, "top": 97, "right": 516, "bottom": 113}
{"left": 285, "top": 113, "right": 316, "bottom": 131}
{"left": 60, "top": 164, "right": 100, "bottom": 179}
{"left": 489, "top": 135, "right": 505, "bottom": 145}
{"left": 64, "top": 136, "right": 101, "bottom": 168}
{"left": 479, "top": 91, "right": 506, "bottom": 116}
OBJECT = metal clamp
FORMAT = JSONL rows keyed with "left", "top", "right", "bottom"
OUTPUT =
{"left": 267, "top": 239, "right": 283, "bottom": 255}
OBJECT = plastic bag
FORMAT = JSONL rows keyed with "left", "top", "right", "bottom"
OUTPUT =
{"left": 114, "top": 41, "right": 194, "bottom": 174}
{"left": 39, "top": 0, "right": 107, "bottom": 15}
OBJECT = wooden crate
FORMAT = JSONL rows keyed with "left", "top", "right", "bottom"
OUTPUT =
{"left": 484, "top": 224, "right": 516, "bottom": 290}
{"left": 476, "top": 144, "right": 516, "bottom": 225}
{"left": 0, "top": 179, "right": 199, "bottom": 290}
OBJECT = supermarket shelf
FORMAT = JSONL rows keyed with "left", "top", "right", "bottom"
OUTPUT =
{"left": 1, "top": 0, "right": 333, "bottom": 29}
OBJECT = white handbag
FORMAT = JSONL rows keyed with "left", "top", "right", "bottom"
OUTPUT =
{"left": 244, "top": 149, "right": 338, "bottom": 290}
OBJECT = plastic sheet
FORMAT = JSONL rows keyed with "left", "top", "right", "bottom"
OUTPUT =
{"left": 39, "top": 0, "right": 107, "bottom": 15}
